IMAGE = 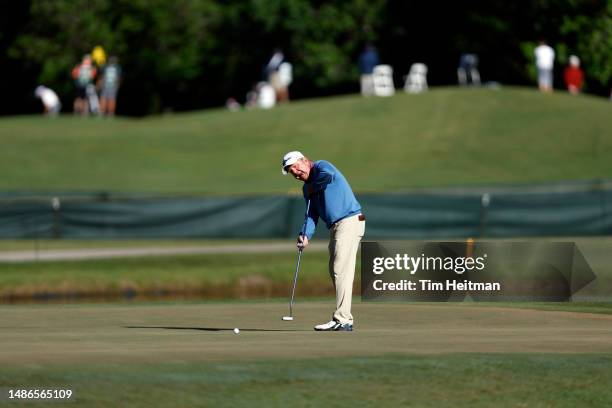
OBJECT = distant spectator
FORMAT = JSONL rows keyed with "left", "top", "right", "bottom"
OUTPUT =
{"left": 563, "top": 55, "right": 584, "bottom": 95}
{"left": 277, "top": 61, "right": 292, "bottom": 102}
{"left": 71, "top": 54, "right": 97, "bottom": 115}
{"left": 225, "top": 97, "right": 241, "bottom": 112}
{"left": 359, "top": 44, "right": 379, "bottom": 96}
{"left": 534, "top": 40, "right": 555, "bottom": 93}
{"left": 98, "top": 56, "right": 122, "bottom": 116}
{"left": 245, "top": 83, "right": 259, "bottom": 109}
{"left": 457, "top": 53, "right": 481, "bottom": 86}
{"left": 34, "top": 85, "right": 61, "bottom": 116}
{"left": 265, "top": 49, "right": 284, "bottom": 78}
{"left": 257, "top": 81, "right": 276, "bottom": 109}
{"left": 91, "top": 45, "right": 107, "bottom": 68}
{"left": 266, "top": 49, "right": 290, "bottom": 103}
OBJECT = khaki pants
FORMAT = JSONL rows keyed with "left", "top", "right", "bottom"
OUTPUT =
{"left": 328, "top": 214, "right": 365, "bottom": 324}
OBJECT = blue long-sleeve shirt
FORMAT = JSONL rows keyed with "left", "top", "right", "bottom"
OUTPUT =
{"left": 302, "top": 160, "right": 361, "bottom": 239}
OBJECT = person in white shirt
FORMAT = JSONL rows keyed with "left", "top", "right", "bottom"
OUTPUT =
{"left": 534, "top": 40, "right": 555, "bottom": 93}
{"left": 34, "top": 86, "right": 61, "bottom": 116}
{"left": 257, "top": 81, "right": 276, "bottom": 109}
{"left": 265, "top": 49, "right": 291, "bottom": 103}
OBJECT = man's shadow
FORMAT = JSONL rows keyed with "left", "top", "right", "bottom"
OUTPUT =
{"left": 124, "top": 326, "right": 311, "bottom": 332}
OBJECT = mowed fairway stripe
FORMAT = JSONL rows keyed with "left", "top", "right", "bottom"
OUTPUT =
{"left": 2, "top": 302, "right": 612, "bottom": 366}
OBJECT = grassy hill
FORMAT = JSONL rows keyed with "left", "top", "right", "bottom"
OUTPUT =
{"left": 0, "top": 87, "right": 610, "bottom": 194}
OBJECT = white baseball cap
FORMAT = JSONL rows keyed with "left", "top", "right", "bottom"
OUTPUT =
{"left": 569, "top": 55, "right": 580, "bottom": 67}
{"left": 281, "top": 151, "right": 304, "bottom": 175}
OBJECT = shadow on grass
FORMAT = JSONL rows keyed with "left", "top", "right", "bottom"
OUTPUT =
{"left": 123, "top": 325, "right": 311, "bottom": 332}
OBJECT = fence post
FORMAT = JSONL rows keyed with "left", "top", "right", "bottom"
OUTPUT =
{"left": 478, "top": 193, "right": 490, "bottom": 237}
{"left": 51, "top": 197, "right": 61, "bottom": 239}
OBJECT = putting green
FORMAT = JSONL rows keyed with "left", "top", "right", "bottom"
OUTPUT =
{"left": 3, "top": 301, "right": 612, "bottom": 367}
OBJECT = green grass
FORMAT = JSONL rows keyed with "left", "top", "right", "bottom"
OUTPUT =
{"left": 459, "top": 301, "right": 612, "bottom": 315}
{"left": 2, "top": 301, "right": 611, "bottom": 406}
{"left": 0, "top": 251, "right": 332, "bottom": 299}
{"left": 1, "top": 87, "right": 610, "bottom": 194}
{"left": 2, "top": 250, "right": 611, "bottom": 304}
{"left": 1, "top": 235, "right": 611, "bottom": 302}
{"left": 0, "top": 239, "right": 289, "bottom": 251}
{"left": 2, "top": 354, "right": 612, "bottom": 407}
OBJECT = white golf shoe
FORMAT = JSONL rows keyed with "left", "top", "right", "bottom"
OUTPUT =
{"left": 314, "top": 320, "right": 353, "bottom": 331}
{"left": 314, "top": 320, "right": 338, "bottom": 331}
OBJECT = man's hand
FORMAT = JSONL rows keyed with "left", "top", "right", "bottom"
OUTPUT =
{"left": 297, "top": 234, "right": 309, "bottom": 250}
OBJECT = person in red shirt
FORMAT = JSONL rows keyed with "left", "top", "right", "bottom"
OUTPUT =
{"left": 71, "top": 54, "right": 97, "bottom": 114}
{"left": 564, "top": 55, "right": 584, "bottom": 95}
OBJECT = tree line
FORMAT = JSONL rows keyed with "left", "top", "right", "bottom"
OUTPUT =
{"left": 1, "top": 0, "right": 610, "bottom": 116}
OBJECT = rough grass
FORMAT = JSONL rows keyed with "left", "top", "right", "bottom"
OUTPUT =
{"left": 1, "top": 235, "right": 611, "bottom": 302}
{"left": 2, "top": 353, "right": 612, "bottom": 407}
{"left": 0, "top": 239, "right": 289, "bottom": 251}
{"left": 0, "top": 87, "right": 610, "bottom": 194}
{"left": 0, "top": 251, "right": 332, "bottom": 301}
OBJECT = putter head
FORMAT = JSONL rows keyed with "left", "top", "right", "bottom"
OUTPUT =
{"left": 282, "top": 316, "right": 293, "bottom": 321}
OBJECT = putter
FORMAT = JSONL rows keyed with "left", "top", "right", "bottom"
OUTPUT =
{"left": 282, "top": 199, "right": 310, "bottom": 321}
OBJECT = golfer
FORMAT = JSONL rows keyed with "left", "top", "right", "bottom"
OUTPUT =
{"left": 282, "top": 151, "right": 365, "bottom": 331}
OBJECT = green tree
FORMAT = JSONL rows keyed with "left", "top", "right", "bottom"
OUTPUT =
{"left": 559, "top": 0, "right": 612, "bottom": 90}
{"left": 9, "top": 0, "right": 220, "bottom": 114}
{"left": 5, "top": 0, "right": 611, "bottom": 115}
{"left": 518, "top": 0, "right": 612, "bottom": 92}
{"left": 250, "top": 0, "right": 385, "bottom": 87}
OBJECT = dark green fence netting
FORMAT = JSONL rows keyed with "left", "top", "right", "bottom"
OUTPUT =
{"left": 1, "top": 181, "right": 611, "bottom": 239}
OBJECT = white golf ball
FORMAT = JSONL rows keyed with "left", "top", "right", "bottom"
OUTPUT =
{"left": 233, "top": 328, "right": 240, "bottom": 334}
